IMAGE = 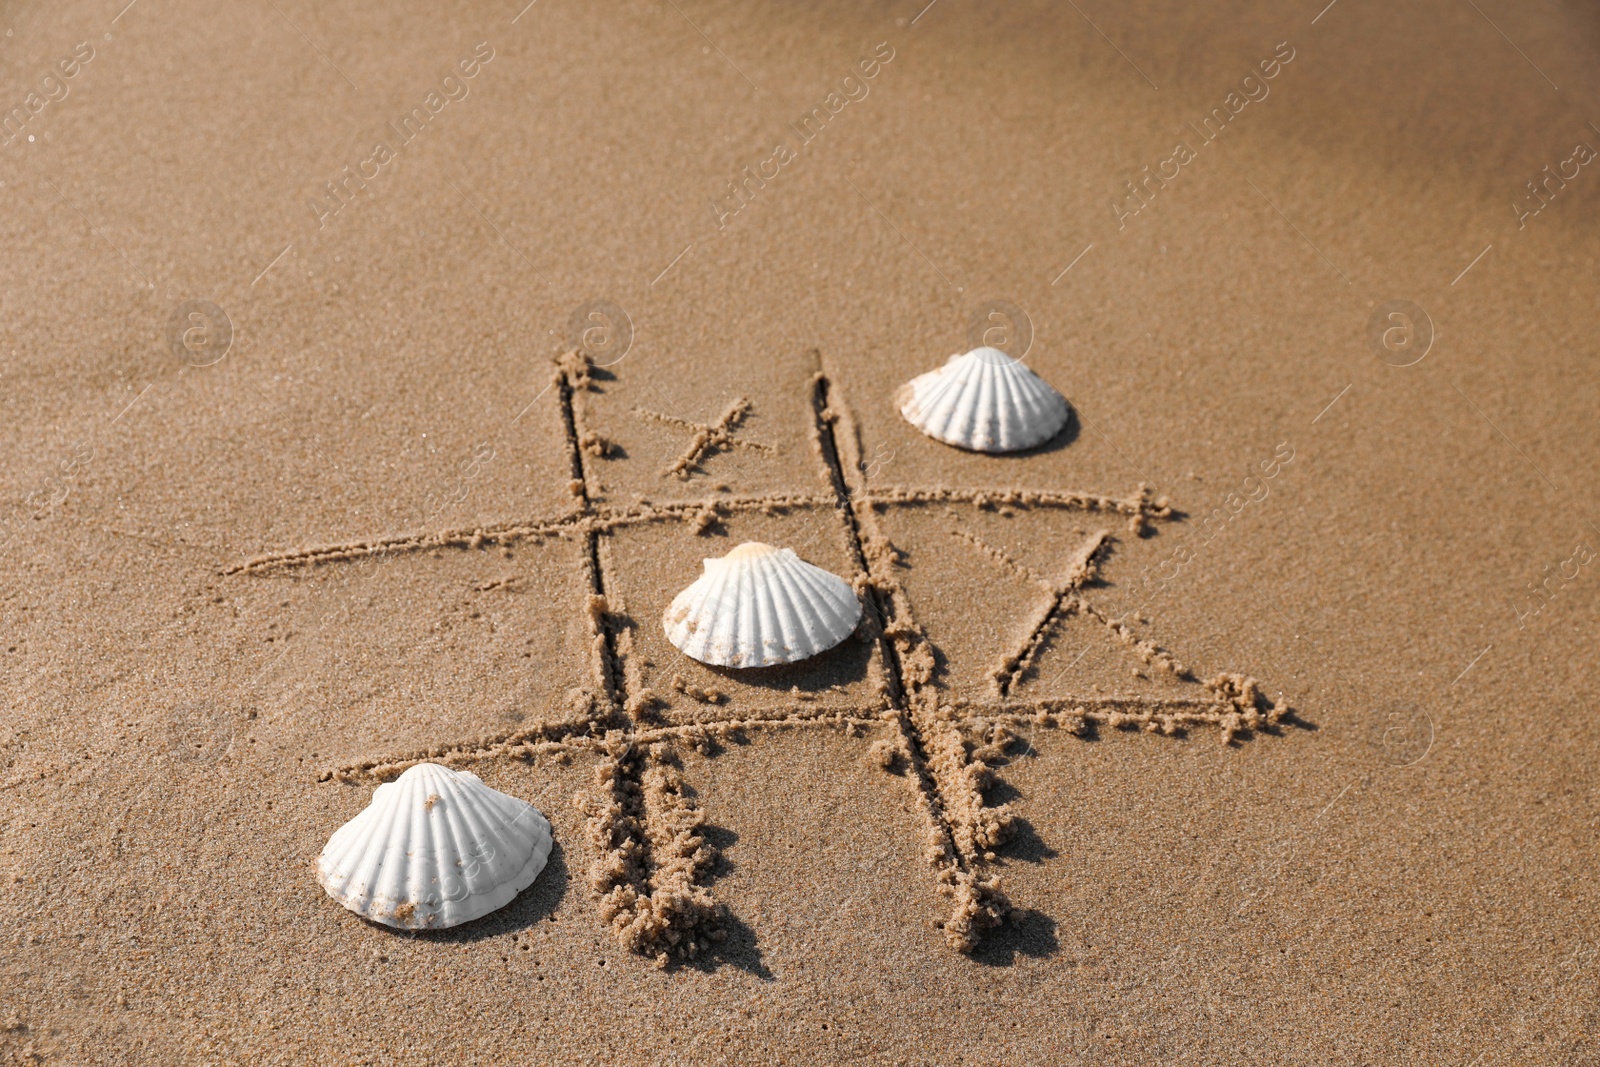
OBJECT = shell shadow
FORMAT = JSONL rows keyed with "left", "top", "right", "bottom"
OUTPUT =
{"left": 699, "top": 631, "right": 876, "bottom": 694}
{"left": 405, "top": 838, "right": 571, "bottom": 944}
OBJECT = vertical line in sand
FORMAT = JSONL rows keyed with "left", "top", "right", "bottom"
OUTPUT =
{"left": 555, "top": 357, "right": 623, "bottom": 717}
{"left": 807, "top": 366, "right": 905, "bottom": 705}
{"left": 807, "top": 358, "right": 1005, "bottom": 948}
{"left": 558, "top": 354, "right": 726, "bottom": 962}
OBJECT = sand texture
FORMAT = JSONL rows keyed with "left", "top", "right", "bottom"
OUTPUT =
{"left": 3, "top": 0, "right": 1599, "bottom": 1063}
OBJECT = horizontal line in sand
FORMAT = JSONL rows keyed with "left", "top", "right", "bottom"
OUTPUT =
{"left": 320, "top": 693, "right": 1272, "bottom": 781}
{"left": 225, "top": 485, "right": 1166, "bottom": 574}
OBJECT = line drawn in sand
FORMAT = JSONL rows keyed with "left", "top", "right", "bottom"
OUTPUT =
{"left": 632, "top": 395, "right": 775, "bottom": 480}
{"left": 227, "top": 349, "right": 1296, "bottom": 964}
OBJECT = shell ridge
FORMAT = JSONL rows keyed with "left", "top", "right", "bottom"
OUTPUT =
{"left": 784, "top": 555, "right": 853, "bottom": 647}
{"left": 663, "top": 588, "right": 693, "bottom": 651}
{"left": 431, "top": 770, "right": 482, "bottom": 908}
{"left": 322, "top": 779, "right": 391, "bottom": 892}
{"left": 755, "top": 550, "right": 825, "bottom": 659}
{"left": 317, "top": 763, "right": 552, "bottom": 929}
{"left": 697, "top": 559, "right": 741, "bottom": 665}
{"left": 416, "top": 766, "right": 457, "bottom": 916}
{"left": 746, "top": 553, "right": 781, "bottom": 663}
{"left": 351, "top": 768, "right": 414, "bottom": 914}
{"left": 435, "top": 768, "right": 542, "bottom": 917}
{"left": 318, "top": 805, "right": 367, "bottom": 897}
{"left": 927, "top": 360, "right": 970, "bottom": 444}
{"left": 765, "top": 550, "right": 820, "bottom": 658}
{"left": 444, "top": 771, "right": 518, "bottom": 908}
{"left": 946, "top": 354, "right": 985, "bottom": 447}
{"left": 665, "top": 595, "right": 694, "bottom": 656}
{"left": 667, "top": 572, "right": 710, "bottom": 661}
{"left": 897, "top": 348, "right": 1067, "bottom": 452}
{"left": 765, "top": 550, "right": 821, "bottom": 657}
{"left": 977, "top": 356, "right": 1003, "bottom": 449}
{"left": 407, "top": 769, "right": 440, "bottom": 918}
{"left": 338, "top": 768, "right": 407, "bottom": 918}
{"left": 899, "top": 368, "right": 944, "bottom": 431}
{"left": 724, "top": 554, "right": 755, "bottom": 665}
{"left": 360, "top": 776, "right": 413, "bottom": 911}
{"left": 511, "top": 807, "right": 553, "bottom": 889}
{"left": 663, "top": 543, "right": 861, "bottom": 667}
{"left": 815, "top": 560, "right": 864, "bottom": 635}
{"left": 471, "top": 778, "right": 543, "bottom": 884}
{"left": 786, "top": 554, "right": 860, "bottom": 651}
{"left": 994, "top": 359, "right": 1024, "bottom": 449}
{"left": 909, "top": 365, "right": 950, "bottom": 426}
{"left": 1009, "top": 362, "right": 1050, "bottom": 431}
{"left": 1022, "top": 363, "right": 1067, "bottom": 440}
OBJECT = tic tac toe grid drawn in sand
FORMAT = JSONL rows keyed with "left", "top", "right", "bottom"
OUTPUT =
{"left": 228, "top": 350, "right": 1293, "bottom": 962}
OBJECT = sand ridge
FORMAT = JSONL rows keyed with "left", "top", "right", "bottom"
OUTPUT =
{"left": 632, "top": 396, "right": 775, "bottom": 479}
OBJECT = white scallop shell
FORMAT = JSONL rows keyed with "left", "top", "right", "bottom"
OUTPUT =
{"left": 897, "top": 347, "right": 1070, "bottom": 452}
{"left": 317, "top": 763, "right": 552, "bottom": 930}
{"left": 663, "top": 542, "right": 862, "bottom": 668}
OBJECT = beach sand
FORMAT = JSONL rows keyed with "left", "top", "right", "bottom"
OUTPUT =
{"left": 2, "top": 0, "right": 1598, "bottom": 1062}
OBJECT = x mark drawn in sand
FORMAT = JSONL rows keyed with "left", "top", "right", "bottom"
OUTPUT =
{"left": 227, "top": 349, "right": 1295, "bottom": 965}
{"left": 633, "top": 396, "right": 774, "bottom": 479}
